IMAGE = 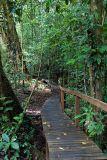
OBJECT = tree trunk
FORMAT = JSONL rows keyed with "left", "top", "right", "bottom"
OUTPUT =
{"left": 0, "top": 50, "right": 23, "bottom": 118}
{"left": 1, "top": 0, "right": 28, "bottom": 73}
{"left": 88, "top": 0, "right": 106, "bottom": 100}
{"left": 89, "top": 66, "right": 95, "bottom": 98}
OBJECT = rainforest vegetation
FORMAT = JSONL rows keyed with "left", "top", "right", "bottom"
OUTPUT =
{"left": 0, "top": 0, "right": 107, "bottom": 159}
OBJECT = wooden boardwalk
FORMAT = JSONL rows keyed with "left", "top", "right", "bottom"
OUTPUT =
{"left": 41, "top": 95, "right": 107, "bottom": 160}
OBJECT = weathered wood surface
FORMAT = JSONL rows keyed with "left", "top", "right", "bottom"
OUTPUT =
{"left": 41, "top": 95, "right": 107, "bottom": 160}
{"left": 60, "top": 86, "right": 107, "bottom": 112}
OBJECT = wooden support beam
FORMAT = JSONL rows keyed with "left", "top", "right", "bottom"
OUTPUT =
{"left": 75, "top": 96, "right": 80, "bottom": 127}
{"left": 60, "top": 89, "right": 64, "bottom": 112}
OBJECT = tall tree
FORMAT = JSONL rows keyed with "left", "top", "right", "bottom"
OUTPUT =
{"left": 1, "top": 0, "right": 28, "bottom": 73}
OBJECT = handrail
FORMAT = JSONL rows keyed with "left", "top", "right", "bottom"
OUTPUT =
{"left": 60, "top": 86, "right": 107, "bottom": 127}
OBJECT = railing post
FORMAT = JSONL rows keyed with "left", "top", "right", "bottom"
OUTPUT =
{"left": 60, "top": 89, "right": 64, "bottom": 112}
{"left": 75, "top": 96, "right": 80, "bottom": 127}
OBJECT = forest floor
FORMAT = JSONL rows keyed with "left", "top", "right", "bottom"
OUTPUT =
{"left": 17, "top": 82, "right": 52, "bottom": 160}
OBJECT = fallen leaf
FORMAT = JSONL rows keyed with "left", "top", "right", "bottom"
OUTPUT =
{"left": 82, "top": 142, "right": 87, "bottom": 145}
{"left": 47, "top": 124, "right": 51, "bottom": 127}
{"left": 59, "top": 147, "right": 64, "bottom": 150}
{"left": 43, "top": 122, "right": 47, "bottom": 124}
{"left": 63, "top": 132, "right": 67, "bottom": 136}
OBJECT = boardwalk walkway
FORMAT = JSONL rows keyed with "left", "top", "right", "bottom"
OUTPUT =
{"left": 41, "top": 88, "right": 107, "bottom": 160}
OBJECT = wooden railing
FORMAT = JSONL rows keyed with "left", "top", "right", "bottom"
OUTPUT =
{"left": 60, "top": 86, "right": 107, "bottom": 127}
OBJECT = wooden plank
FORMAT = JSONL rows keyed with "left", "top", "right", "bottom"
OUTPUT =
{"left": 41, "top": 95, "right": 107, "bottom": 160}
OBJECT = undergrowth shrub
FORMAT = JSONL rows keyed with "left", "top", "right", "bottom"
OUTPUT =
{"left": 65, "top": 96, "right": 107, "bottom": 151}
{"left": 0, "top": 97, "right": 35, "bottom": 160}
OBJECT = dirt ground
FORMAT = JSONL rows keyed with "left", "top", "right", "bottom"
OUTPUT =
{"left": 17, "top": 83, "right": 52, "bottom": 160}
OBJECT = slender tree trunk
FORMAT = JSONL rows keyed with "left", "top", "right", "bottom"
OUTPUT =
{"left": 84, "top": 63, "right": 87, "bottom": 95}
{"left": 89, "top": 66, "right": 95, "bottom": 97}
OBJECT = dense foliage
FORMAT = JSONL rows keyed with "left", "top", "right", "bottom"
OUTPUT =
{"left": 0, "top": 0, "right": 107, "bottom": 159}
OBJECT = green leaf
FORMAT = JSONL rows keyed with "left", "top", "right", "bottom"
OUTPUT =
{"left": 0, "top": 142, "right": 3, "bottom": 150}
{"left": 13, "top": 113, "right": 23, "bottom": 122}
{"left": 2, "top": 133, "right": 10, "bottom": 142}
{"left": 13, "top": 116, "right": 20, "bottom": 122}
{"left": 75, "top": 114, "right": 82, "bottom": 119}
{"left": 79, "top": 119, "right": 86, "bottom": 125}
{"left": 11, "top": 142, "right": 19, "bottom": 150}
{"left": 4, "top": 100, "right": 13, "bottom": 105}
{"left": 11, "top": 136, "right": 17, "bottom": 142}
{"left": 65, "top": 108, "right": 72, "bottom": 116}
{"left": 4, "top": 155, "right": 9, "bottom": 160}
{"left": 96, "top": 55, "right": 102, "bottom": 65}
{"left": 99, "top": 45, "right": 107, "bottom": 53}
{"left": 82, "top": 46, "right": 91, "bottom": 53}
{"left": 94, "top": 11, "right": 99, "bottom": 20}
{"left": 4, "top": 143, "right": 10, "bottom": 152}
{"left": 2, "top": 115, "right": 9, "bottom": 122}
{"left": 4, "top": 107, "right": 13, "bottom": 113}
{"left": 66, "top": 59, "right": 76, "bottom": 65}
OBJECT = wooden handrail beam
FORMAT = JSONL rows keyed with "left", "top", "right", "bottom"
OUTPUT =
{"left": 60, "top": 86, "right": 107, "bottom": 112}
